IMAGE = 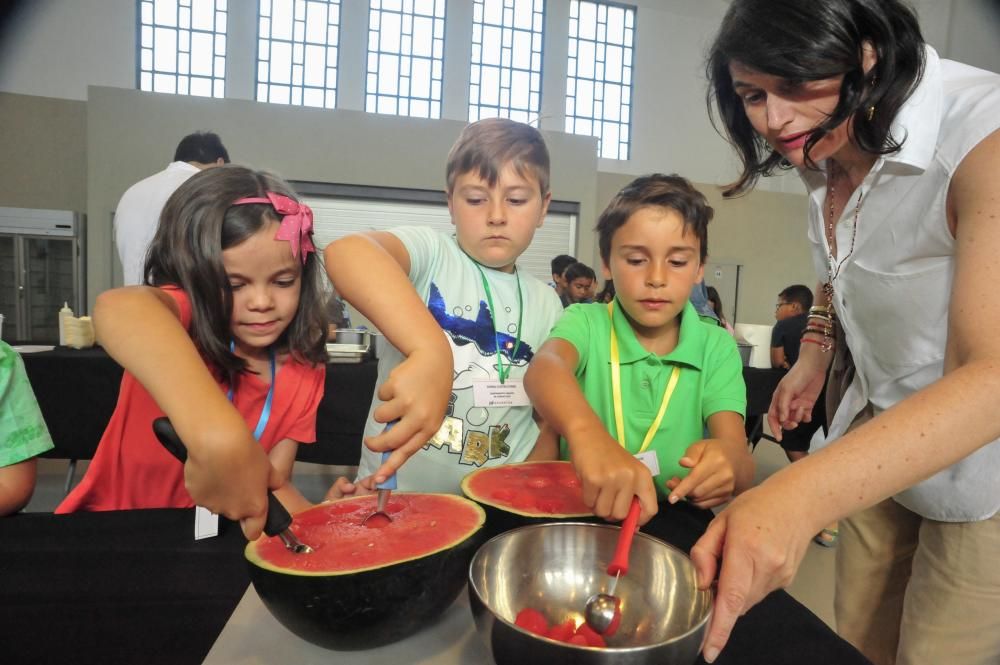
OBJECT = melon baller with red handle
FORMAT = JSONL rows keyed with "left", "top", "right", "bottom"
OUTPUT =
{"left": 584, "top": 496, "right": 641, "bottom": 634}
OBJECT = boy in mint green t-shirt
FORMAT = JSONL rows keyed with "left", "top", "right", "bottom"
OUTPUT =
{"left": 525, "top": 174, "right": 753, "bottom": 524}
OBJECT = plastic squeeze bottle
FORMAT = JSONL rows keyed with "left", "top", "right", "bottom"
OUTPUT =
{"left": 58, "top": 301, "right": 74, "bottom": 346}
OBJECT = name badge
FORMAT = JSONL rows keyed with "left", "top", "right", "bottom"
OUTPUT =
{"left": 473, "top": 380, "right": 530, "bottom": 407}
{"left": 635, "top": 450, "right": 660, "bottom": 477}
{"left": 194, "top": 505, "right": 219, "bottom": 540}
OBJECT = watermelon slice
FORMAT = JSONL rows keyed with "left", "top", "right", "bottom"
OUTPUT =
{"left": 245, "top": 493, "right": 485, "bottom": 650}
{"left": 461, "top": 461, "right": 594, "bottom": 535}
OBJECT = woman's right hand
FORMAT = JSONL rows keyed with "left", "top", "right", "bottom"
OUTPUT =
{"left": 767, "top": 352, "right": 829, "bottom": 437}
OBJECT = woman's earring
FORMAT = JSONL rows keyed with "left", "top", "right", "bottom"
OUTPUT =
{"left": 866, "top": 76, "right": 878, "bottom": 121}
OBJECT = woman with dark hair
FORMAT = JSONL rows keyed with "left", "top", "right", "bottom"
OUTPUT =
{"left": 692, "top": 1, "right": 1000, "bottom": 664}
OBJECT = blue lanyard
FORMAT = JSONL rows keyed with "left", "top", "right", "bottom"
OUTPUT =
{"left": 227, "top": 344, "right": 276, "bottom": 441}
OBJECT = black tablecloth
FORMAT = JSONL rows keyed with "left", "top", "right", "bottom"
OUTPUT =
{"left": 643, "top": 502, "right": 870, "bottom": 665}
{"left": 0, "top": 509, "right": 249, "bottom": 665}
{"left": 0, "top": 505, "right": 868, "bottom": 665}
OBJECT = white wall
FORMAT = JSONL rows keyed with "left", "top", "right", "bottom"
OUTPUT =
{"left": 3, "top": 1, "right": 997, "bottom": 192}
{"left": 1, "top": 0, "right": 997, "bottom": 317}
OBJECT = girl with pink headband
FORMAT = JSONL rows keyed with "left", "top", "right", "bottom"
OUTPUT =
{"left": 57, "top": 166, "right": 328, "bottom": 540}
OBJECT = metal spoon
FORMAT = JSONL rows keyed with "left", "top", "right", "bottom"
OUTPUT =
{"left": 151, "top": 417, "right": 313, "bottom": 554}
{"left": 362, "top": 423, "right": 397, "bottom": 528}
{"left": 585, "top": 496, "right": 641, "bottom": 634}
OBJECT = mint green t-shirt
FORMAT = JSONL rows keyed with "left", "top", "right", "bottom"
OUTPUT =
{"left": 356, "top": 227, "right": 564, "bottom": 494}
{"left": 0, "top": 342, "right": 55, "bottom": 467}
{"left": 549, "top": 300, "right": 746, "bottom": 496}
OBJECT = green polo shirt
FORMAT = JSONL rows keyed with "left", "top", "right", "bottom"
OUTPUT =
{"left": 549, "top": 300, "right": 746, "bottom": 496}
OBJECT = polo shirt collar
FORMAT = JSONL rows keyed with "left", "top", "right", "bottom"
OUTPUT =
{"left": 882, "top": 44, "right": 941, "bottom": 171}
{"left": 610, "top": 299, "right": 706, "bottom": 370}
{"left": 800, "top": 44, "right": 942, "bottom": 197}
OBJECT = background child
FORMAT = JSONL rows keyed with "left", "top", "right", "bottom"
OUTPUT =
{"left": 706, "top": 285, "right": 735, "bottom": 335}
{"left": 770, "top": 284, "right": 811, "bottom": 369}
{"left": 548, "top": 253, "right": 576, "bottom": 293}
{"left": 525, "top": 174, "right": 753, "bottom": 523}
{"left": 0, "top": 341, "right": 56, "bottom": 516}
{"left": 561, "top": 261, "right": 597, "bottom": 307}
{"left": 325, "top": 118, "right": 563, "bottom": 496}
{"left": 56, "top": 166, "right": 328, "bottom": 538}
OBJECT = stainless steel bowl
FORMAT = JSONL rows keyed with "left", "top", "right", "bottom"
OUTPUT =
{"left": 468, "top": 522, "right": 712, "bottom": 665}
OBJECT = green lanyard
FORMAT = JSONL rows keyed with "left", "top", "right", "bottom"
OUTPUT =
{"left": 472, "top": 262, "right": 524, "bottom": 384}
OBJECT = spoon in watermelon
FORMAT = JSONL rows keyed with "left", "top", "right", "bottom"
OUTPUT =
{"left": 362, "top": 422, "right": 397, "bottom": 528}
{"left": 584, "top": 496, "right": 641, "bottom": 634}
{"left": 152, "top": 417, "right": 314, "bottom": 554}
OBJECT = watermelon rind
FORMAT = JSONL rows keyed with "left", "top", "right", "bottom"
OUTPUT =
{"left": 244, "top": 493, "right": 486, "bottom": 650}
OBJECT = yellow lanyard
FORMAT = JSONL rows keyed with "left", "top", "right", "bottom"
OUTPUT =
{"left": 608, "top": 301, "right": 681, "bottom": 453}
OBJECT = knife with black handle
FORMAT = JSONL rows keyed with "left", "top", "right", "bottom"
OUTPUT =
{"left": 152, "top": 416, "right": 312, "bottom": 553}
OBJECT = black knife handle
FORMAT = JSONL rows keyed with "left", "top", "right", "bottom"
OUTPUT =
{"left": 152, "top": 417, "right": 292, "bottom": 537}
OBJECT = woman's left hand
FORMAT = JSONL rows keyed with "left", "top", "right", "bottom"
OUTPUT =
{"left": 690, "top": 479, "right": 820, "bottom": 663}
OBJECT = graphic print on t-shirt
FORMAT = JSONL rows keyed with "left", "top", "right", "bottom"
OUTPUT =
{"left": 425, "top": 282, "right": 531, "bottom": 466}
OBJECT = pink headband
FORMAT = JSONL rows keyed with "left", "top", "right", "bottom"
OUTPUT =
{"left": 232, "top": 192, "right": 316, "bottom": 263}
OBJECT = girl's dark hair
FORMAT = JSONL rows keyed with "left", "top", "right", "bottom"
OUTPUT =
{"left": 596, "top": 279, "right": 616, "bottom": 304}
{"left": 706, "top": 0, "right": 926, "bottom": 196}
{"left": 706, "top": 285, "right": 727, "bottom": 324}
{"left": 144, "top": 165, "right": 328, "bottom": 378}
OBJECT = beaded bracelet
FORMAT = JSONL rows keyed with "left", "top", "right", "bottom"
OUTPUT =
{"left": 801, "top": 330, "right": 834, "bottom": 353}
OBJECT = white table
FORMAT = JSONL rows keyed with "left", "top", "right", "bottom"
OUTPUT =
{"left": 203, "top": 585, "right": 495, "bottom": 664}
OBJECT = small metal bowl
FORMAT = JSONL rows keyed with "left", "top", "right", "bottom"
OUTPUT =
{"left": 468, "top": 522, "right": 712, "bottom": 665}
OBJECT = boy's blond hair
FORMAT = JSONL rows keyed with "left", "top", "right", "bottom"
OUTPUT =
{"left": 445, "top": 118, "right": 550, "bottom": 196}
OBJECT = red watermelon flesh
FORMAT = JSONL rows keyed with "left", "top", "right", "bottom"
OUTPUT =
{"left": 462, "top": 461, "right": 590, "bottom": 516}
{"left": 546, "top": 618, "right": 577, "bottom": 643}
{"left": 575, "top": 622, "right": 607, "bottom": 647}
{"left": 250, "top": 494, "right": 484, "bottom": 574}
{"left": 514, "top": 608, "right": 549, "bottom": 636}
{"left": 516, "top": 609, "right": 612, "bottom": 648}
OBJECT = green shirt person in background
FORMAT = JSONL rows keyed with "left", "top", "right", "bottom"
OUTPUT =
{"left": 0, "top": 342, "right": 55, "bottom": 515}
{"left": 525, "top": 174, "right": 754, "bottom": 524}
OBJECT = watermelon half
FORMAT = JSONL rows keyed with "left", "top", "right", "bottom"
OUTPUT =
{"left": 460, "top": 461, "right": 595, "bottom": 536}
{"left": 245, "top": 492, "right": 486, "bottom": 650}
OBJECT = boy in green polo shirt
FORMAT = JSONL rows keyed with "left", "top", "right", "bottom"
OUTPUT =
{"left": 524, "top": 174, "right": 752, "bottom": 523}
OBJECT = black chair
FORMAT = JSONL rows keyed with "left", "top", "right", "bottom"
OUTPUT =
{"left": 22, "top": 346, "right": 122, "bottom": 494}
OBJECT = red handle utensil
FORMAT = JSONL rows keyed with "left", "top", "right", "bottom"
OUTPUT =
{"left": 607, "top": 496, "right": 641, "bottom": 577}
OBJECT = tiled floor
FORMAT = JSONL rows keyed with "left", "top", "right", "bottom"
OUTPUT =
{"left": 26, "top": 437, "right": 836, "bottom": 629}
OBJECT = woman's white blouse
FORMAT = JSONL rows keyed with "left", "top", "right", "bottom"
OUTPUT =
{"left": 803, "top": 46, "right": 1000, "bottom": 521}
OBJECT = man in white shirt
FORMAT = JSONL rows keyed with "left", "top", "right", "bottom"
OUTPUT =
{"left": 114, "top": 131, "right": 230, "bottom": 285}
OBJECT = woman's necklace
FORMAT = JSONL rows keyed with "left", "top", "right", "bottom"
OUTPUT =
{"left": 822, "top": 173, "right": 865, "bottom": 302}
